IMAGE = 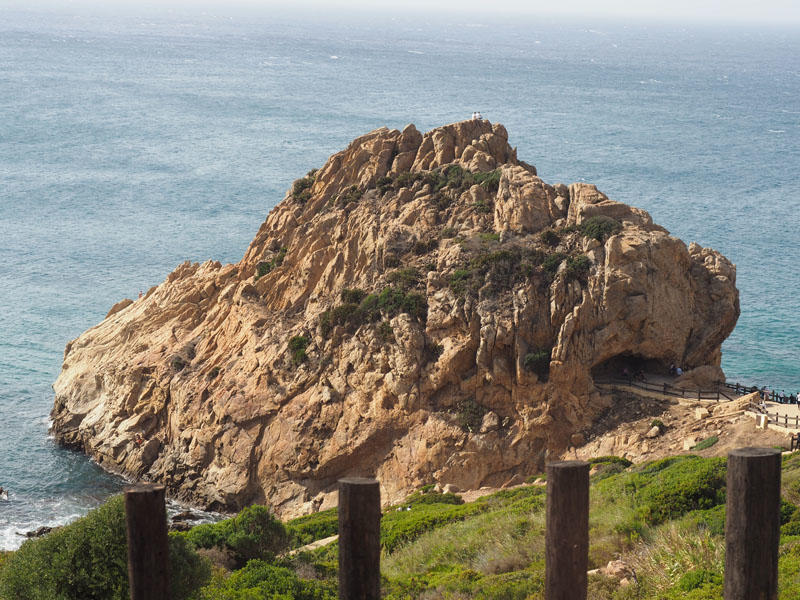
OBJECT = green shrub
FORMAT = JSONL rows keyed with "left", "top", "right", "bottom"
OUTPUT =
{"left": 332, "top": 185, "right": 363, "bottom": 207}
{"left": 376, "top": 321, "right": 395, "bottom": 344}
{"left": 285, "top": 509, "right": 338, "bottom": 548}
{"left": 456, "top": 397, "right": 487, "bottom": 432}
{"left": 0, "top": 495, "right": 210, "bottom": 600}
{"left": 255, "top": 247, "right": 288, "bottom": 279}
{"left": 564, "top": 254, "right": 591, "bottom": 282}
{"left": 386, "top": 268, "right": 421, "bottom": 291}
{"left": 589, "top": 456, "right": 633, "bottom": 468}
{"left": 381, "top": 500, "right": 486, "bottom": 552}
{"left": 449, "top": 268, "right": 474, "bottom": 296}
{"left": 291, "top": 170, "right": 316, "bottom": 204}
{"left": 319, "top": 287, "right": 427, "bottom": 339}
{"left": 288, "top": 335, "right": 311, "bottom": 366}
{"left": 675, "top": 568, "right": 723, "bottom": 592}
{"left": 524, "top": 349, "right": 551, "bottom": 380}
{"left": 686, "top": 504, "right": 726, "bottom": 536}
{"left": 198, "top": 559, "right": 336, "bottom": 600}
{"left": 479, "top": 232, "right": 500, "bottom": 243}
{"left": 473, "top": 199, "right": 492, "bottom": 213}
{"left": 540, "top": 229, "right": 560, "bottom": 247}
{"left": 691, "top": 436, "right": 719, "bottom": 451}
{"left": 376, "top": 175, "right": 394, "bottom": 195}
{"left": 440, "top": 226, "right": 458, "bottom": 239}
{"left": 338, "top": 289, "right": 365, "bottom": 306}
{"left": 635, "top": 456, "right": 727, "bottom": 525}
{"left": 542, "top": 252, "right": 567, "bottom": 275}
{"left": 185, "top": 505, "right": 288, "bottom": 568}
{"left": 580, "top": 215, "right": 622, "bottom": 242}
{"left": 651, "top": 419, "right": 666, "bottom": 432}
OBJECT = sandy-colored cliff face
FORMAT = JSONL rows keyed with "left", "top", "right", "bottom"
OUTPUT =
{"left": 50, "top": 121, "right": 739, "bottom": 515}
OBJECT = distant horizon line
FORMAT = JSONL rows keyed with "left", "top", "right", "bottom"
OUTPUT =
{"left": 3, "top": 2, "right": 800, "bottom": 28}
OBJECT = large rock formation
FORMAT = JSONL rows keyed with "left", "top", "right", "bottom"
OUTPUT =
{"left": 50, "top": 121, "right": 739, "bottom": 516}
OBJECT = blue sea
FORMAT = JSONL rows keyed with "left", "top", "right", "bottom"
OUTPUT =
{"left": 0, "top": 5, "right": 798, "bottom": 549}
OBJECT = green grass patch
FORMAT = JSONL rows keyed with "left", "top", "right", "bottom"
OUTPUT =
{"left": 691, "top": 436, "right": 720, "bottom": 451}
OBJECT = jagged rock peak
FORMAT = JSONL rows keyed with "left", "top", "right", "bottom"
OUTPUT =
{"left": 50, "top": 121, "right": 739, "bottom": 517}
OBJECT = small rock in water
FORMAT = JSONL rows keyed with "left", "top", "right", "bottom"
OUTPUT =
{"left": 19, "top": 526, "right": 53, "bottom": 538}
{"left": 172, "top": 510, "right": 201, "bottom": 522}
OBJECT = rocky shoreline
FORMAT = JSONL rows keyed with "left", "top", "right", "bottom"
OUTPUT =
{"left": 50, "top": 120, "right": 739, "bottom": 517}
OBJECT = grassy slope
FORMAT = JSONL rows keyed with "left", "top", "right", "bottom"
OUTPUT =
{"left": 5, "top": 453, "right": 800, "bottom": 599}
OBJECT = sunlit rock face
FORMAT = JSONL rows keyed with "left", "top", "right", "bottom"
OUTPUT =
{"left": 51, "top": 121, "right": 739, "bottom": 516}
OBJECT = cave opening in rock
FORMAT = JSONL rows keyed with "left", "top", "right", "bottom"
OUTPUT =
{"left": 591, "top": 353, "right": 671, "bottom": 381}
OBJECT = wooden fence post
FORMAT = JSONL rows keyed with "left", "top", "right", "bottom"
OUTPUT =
{"left": 125, "top": 483, "right": 170, "bottom": 600}
{"left": 338, "top": 478, "right": 381, "bottom": 600}
{"left": 546, "top": 461, "right": 589, "bottom": 600}
{"left": 724, "top": 448, "right": 780, "bottom": 600}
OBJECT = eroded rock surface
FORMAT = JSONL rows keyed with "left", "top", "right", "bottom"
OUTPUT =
{"left": 50, "top": 121, "right": 739, "bottom": 516}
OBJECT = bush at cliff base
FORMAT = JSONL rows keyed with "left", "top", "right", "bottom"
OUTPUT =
{"left": 0, "top": 495, "right": 210, "bottom": 600}
{"left": 198, "top": 559, "right": 336, "bottom": 600}
{"left": 183, "top": 505, "right": 289, "bottom": 568}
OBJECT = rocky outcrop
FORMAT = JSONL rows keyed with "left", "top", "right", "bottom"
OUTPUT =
{"left": 50, "top": 120, "right": 739, "bottom": 516}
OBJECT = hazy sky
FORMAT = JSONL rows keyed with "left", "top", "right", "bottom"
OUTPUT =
{"left": 4, "top": 0, "right": 800, "bottom": 24}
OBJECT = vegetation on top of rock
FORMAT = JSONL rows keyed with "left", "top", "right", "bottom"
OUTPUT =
{"left": 456, "top": 396, "right": 488, "bottom": 432}
{"left": 287, "top": 335, "right": 311, "bottom": 366}
{"left": 319, "top": 286, "right": 427, "bottom": 338}
{"left": 540, "top": 229, "right": 560, "bottom": 247}
{"left": 255, "top": 247, "right": 287, "bottom": 279}
{"left": 291, "top": 169, "right": 317, "bottom": 204}
{"left": 580, "top": 215, "right": 622, "bottom": 242}
{"left": 386, "top": 267, "right": 422, "bottom": 291}
{"left": 332, "top": 184, "right": 363, "bottom": 207}
{"left": 449, "top": 245, "right": 547, "bottom": 298}
{"left": 563, "top": 254, "right": 592, "bottom": 282}
{"left": 524, "top": 349, "right": 551, "bottom": 381}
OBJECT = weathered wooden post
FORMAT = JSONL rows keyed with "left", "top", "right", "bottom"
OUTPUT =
{"left": 125, "top": 483, "right": 170, "bottom": 600}
{"left": 338, "top": 477, "right": 381, "bottom": 600}
{"left": 546, "top": 460, "right": 589, "bottom": 600}
{"left": 724, "top": 448, "right": 781, "bottom": 600}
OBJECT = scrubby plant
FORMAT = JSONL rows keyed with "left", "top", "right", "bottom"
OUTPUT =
{"left": 524, "top": 349, "right": 551, "bottom": 380}
{"left": 288, "top": 335, "right": 311, "bottom": 366}
{"left": 285, "top": 509, "right": 338, "bottom": 548}
{"left": 540, "top": 229, "right": 560, "bottom": 247}
{"left": 208, "top": 366, "right": 221, "bottom": 379}
{"left": 651, "top": 419, "right": 666, "bottom": 432}
{"left": 291, "top": 169, "right": 317, "bottom": 204}
{"left": 376, "top": 175, "right": 394, "bottom": 195}
{"left": 479, "top": 232, "right": 500, "bottom": 243}
{"left": 440, "top": 226, "right": 458, "bottom": 239}
{"left": 198, "top": 559, "right": 336, "bottom": 600}
{"left": 0, "top": 495, "right": 210, "bottom": 600}
{"left": 580, "top": 215, "right": 622, "bottom": 242}
{"left": 332, "top": 185, "right": 363, "bottom": 207}
{"left": 542, "top": 252, "right": 567, "bottom": 276}
{"left": 185, "top": 505, "right": 288, "bottom": 568}
{"left": 319, "top": 287, "right": 427, "bottom": 339}
{"left": 255, "top": 246, "right": 288, "bottom": 279}
{"left": 376, "top": 320, "right": 395, "bottom": 344}
{"left": 340, "top": 288, "right": 367, "bottom": 304}
{"left": 564, "top": 254, "right": 591, "bottom": 282}
{"left": 456, "top": 397, "right": 487, "bottom": 433}
{"left": 473, "top": 199, "right": 492, "bottom": 213}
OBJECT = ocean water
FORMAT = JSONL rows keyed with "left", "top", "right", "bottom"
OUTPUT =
{"left": 0, "top": 7, "right": 798, "bottom": 549}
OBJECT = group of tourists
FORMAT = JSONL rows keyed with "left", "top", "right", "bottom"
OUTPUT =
{"left": 761, "top": 388, "right": 799, "bottom": 404}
